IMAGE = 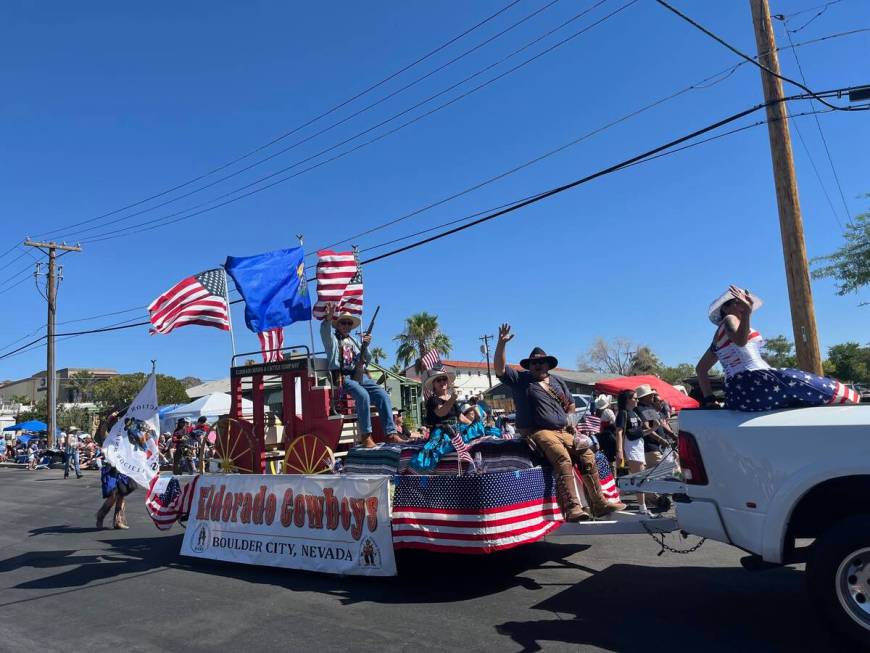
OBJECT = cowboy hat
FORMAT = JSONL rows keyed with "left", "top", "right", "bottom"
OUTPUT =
{"left": 519, "top": 347, "right": 558, "bottom": 370}
{"left": 594, "top": 394, "right": 613, "bottom": 410}
{"left": 332, "top": 312, "right": 361, "bottom": 329}
{"left": 68, "top": 426, "right": 80, "bottom": 432}
{"left": 707, "top": 288, "right": 764, "bottom": 325}
{"left": 635, "top": 383, "right": 657, "bottom": 400}
{"left": 421, "top": 367, "right": 455, "bottom": 394}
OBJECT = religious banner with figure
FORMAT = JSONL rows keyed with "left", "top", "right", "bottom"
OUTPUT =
{"left": 103, "top": 373, "right": 161, "bottom": 488}
{"left": 180, "top": 474, "right": 396, "bottom": 577}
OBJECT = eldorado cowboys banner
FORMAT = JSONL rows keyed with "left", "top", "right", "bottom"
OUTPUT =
{"left": 180, "top": 474, "right": 396, "bottom": 577}
{"left": 103, "top": 373, "right": 161, "bottom": 488}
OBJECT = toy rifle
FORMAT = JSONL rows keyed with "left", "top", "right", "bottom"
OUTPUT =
{"left": 352, "top": 305, "right": 380, "bottom": 383}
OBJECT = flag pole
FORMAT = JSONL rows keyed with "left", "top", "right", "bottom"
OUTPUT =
{"left": 298, "top": 234, "right": 317, "bottom": 361}
{"left": 222, "top": 265, "right": 237, "bottom": 359}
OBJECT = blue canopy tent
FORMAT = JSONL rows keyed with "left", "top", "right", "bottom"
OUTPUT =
{"left": 3, "top": 420, "right": 48, "bottom": 432}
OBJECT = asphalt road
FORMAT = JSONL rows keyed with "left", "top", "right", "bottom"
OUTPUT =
{"left": 0, "top": 468, "right": 843, "bottom": 653}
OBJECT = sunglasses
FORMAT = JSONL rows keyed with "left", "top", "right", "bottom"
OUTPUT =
{"left": 338, "top": 320, "right": 354, "bottom": 326}
{"left": 434, "top": 377, "right": 449, "bottom": 383}
{"left": 529, "top": 360, "right": 549, "bottom": 366}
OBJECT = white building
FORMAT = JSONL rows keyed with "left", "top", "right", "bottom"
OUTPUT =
{"left": 401, "top": 360, "right": 516, "bottom": 401}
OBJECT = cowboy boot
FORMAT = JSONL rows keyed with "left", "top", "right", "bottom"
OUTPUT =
{"left": 576, "top": 453, "right": 625, "bottom": 517}
{"left": 555, "top": 474, "right": 591, "bottom": 522}
{"left": 113, "top": 500, "right": 129, "bottom": 530}
{"left": 96, "top": 498, "right": 113, "bottom": 529}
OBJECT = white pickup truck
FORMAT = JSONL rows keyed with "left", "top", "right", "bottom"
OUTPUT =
{"left": 620, "top": 405, "right": 870, "bottom": 645}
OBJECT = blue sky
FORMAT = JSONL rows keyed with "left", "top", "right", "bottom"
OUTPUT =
{"left": 1, "top": 0, "right": 868, "bottom": 383}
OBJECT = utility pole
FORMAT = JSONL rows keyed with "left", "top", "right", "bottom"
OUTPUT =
{"left": 749, "top": 0, "right": 823, "bottom": 375}
{"left": 479, "top": 334, "right": 494, "bottom": 388}
{"left": 24, "top": 240, "right": 82, "bottom": 449}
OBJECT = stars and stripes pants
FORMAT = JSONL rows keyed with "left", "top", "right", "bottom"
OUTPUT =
{"left": 725, "top": 367, "right": 861, "bottom": 412}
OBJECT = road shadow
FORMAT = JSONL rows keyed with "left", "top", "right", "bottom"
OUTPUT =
{"left": 29, "top": 525, "right": 104, "bottom": 535}
{"left": 0, "top": 534, "right": 183, "bottom": 592}
{"left": 177, "top": 540, "right": 594, "bottom": 604}
{"left": 494, "top": 562, "right": 841, "bottom": 653}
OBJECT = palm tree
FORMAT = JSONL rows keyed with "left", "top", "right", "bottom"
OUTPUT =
{"left": 370, "top": 346, "right": 387, "bottom": 365}
{"left": 66, "top": 370, "right": 96, "bottom": 403}
{"left": 393, "top": 312, "right": 452, "bottom": 371}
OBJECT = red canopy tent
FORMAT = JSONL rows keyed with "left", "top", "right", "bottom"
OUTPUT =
{"left": 594, "top": 375, "right": 699, "bottom": 411}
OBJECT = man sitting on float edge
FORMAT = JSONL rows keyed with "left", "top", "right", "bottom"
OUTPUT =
{"left": 494, "top": 323, "right": 623, "bottom": 521}
{"left": 320, "top": 303, "right": 398, "bottom": 448}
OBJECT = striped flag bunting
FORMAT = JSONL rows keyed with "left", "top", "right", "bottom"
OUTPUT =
{"left": 580, "top": 413, "right": 601, "bottom": 434}
{"left": 145, "top": 474, "right": 199, "bottom": 530}
{"left": 391, "top": 467, "right": 563, "bottom": 554}
{"left": 148, "top": 268, "right": 230, "bottom": 335}
{"left": 595, "top": 452, "right": 622, "bottom": 505}
{"left": 312, "top": 250, "right": 363, "bottom": 319}
{"left": 420, "top": 349, "right": 441, "bottom": 371}
{"left": 258, "top": 327, "right": 284, "bottom": 363}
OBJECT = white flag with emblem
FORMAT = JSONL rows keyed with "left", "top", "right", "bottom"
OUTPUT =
{"left": 103, "top": 373, "right": 161, "bottom": 487}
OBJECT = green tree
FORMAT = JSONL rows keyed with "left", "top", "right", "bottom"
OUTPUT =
{"left": 180, "top": 376, "right": 203, "bottom": 389}
{"left": 393, "top": 312, "right": 452, "bottom": 371}
{"left": 370, "top": 346, "right": 387, "bottom": 365}
{"left": 93, "top": 373, "right": 189, "bottom": 409}
{"left": 761, "top": 335, "right": 797, "bottom": 368}
{"left": 824, "top": 342, "right": 870, "bottom": 384}
{"left": 660, "top": 363, "right": 696, "bottom": 385}
{"left": 811, "top": 200, "right": 870, "bottom": 301}
{"left": 629, "top": 346, "right": 663, "bottom": 376}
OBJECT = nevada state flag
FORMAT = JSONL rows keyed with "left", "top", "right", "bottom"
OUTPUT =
{"left": 103, "top": 373, "right": 161, "bottom": 488}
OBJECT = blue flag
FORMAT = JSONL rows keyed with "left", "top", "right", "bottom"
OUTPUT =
{"left": 224, "top": 247, "right": 312, "bottom": 333}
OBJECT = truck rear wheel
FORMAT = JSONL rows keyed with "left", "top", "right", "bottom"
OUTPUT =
{"left": 807, "top": 515, "right": 870, "bottom": 646}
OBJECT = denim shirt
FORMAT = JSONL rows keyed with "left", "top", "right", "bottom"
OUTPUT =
{"left": 320, "top": 319, "right": 371, "bottom": 372}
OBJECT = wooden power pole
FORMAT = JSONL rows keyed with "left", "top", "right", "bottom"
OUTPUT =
{"left": 480, "top": 334, "right": 494, "bottom": 388}
{"left": 24, "top": 240, "right": 82, "bottom": 447}
{"left": 749, "top": 0, "right": 823, "bottom": 374}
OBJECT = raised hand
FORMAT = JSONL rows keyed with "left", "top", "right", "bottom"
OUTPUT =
{"left": 325, "top": 303, "right": 336, "bottom": 320}
{"left": 728, "top": 285, "right": 753, "bottom": 308}
{"left": 498, "top": 323, "right": 514, "bottom": 343}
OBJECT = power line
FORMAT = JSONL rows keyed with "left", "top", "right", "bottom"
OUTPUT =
{"left": 41, "top": 1, "right": 567, "bottom": 244}
{"left": 777, "top": 18, "right": 854, "bottom": 227}
{"left": 777, "top": 0, "right": 845, "bottom": 32}
{"left": 2, "top": 92, "right": 851, "bottom": 362}
{"left": 31, "top": 0, "right": 525, "bottom": 241}
{"left": 654, "top": 0, "right": 865, "bottom": 113}
{"left": 71, "top": 0, "right": 635, "bottom": 244}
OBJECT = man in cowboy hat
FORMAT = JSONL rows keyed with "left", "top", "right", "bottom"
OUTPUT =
{"left": 64, "top": 426, "right": 82, "bottom": 479}
{"left": 321, "top": 303, "right": 397, "bottom": 448}
{"left": 494, "top": 324, "right": 623, "bottom": 521}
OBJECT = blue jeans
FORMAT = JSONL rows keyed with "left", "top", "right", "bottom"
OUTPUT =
{"left": 342, "top": 374, "right": 396, "bottom": 437}
{"left": 65, "top": 448, "right": 80, "bottom": 477}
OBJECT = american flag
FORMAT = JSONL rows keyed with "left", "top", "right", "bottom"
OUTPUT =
{"left": 312, "top": 250, "right": 363, "bottom": 319}
{"left": 145, "top": 475, "right": 199, "bottom": 530}
{"left": 258, "top": 327, "right": 284, "bottom": 363}
{"left": 420, "top": 349, "right": 441, "bottom": 371}
{"left": 580, "top": 413, "right": 601, "bottom": 435}
{"left": 595, "top": 451, "right": 622, "bottom": 504}
{"left": 450, "top": 431, "right": 475, "bottom": 471}
{"left": 148, "top": 268, "right": 230, "bottom": 335}
{"left": 392, "top": 467, "right": 563, "bottom": 553}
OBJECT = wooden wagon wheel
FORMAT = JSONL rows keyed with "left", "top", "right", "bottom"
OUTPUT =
{"left": 284, "top": 434, "right": 334, "bottom": 474}
{"left": 213, "top": 417, "right": 257, "bottom": 474}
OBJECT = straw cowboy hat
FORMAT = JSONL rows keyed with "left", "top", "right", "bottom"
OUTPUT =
{"left": 68, "top": 426, "right": 80, "bottom": 432}
{"left": 594, "top": 394, "right": 613, "bottom": 410}
{"left": 707, "top": 288, "right": 764, "bottom": 325}
{"left": 333, "top": 311, "right": 361, "bottom": 329}
{"left": 635, "top": 384, "right": 658, "bottom": 400}
{"left": 519, "top": 347, "right": 558, "bottom": 370}
{"left": 421, "top": 367, "right": 455, "bottom": 395}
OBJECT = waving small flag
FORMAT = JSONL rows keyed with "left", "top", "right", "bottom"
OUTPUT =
{"left": 420, "top": 349, "right": 441, "bottom": 371}
{"left": 450, "top": 431, "right": 475, "bottom": 474}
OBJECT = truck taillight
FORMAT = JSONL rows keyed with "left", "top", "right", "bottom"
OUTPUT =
{"left": 678, "top": 430, "right": 708, "bottom": 485}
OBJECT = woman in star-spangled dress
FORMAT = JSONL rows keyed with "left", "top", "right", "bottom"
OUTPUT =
{"left": 695, "top": 286, "right": 860, "bottom": 411}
